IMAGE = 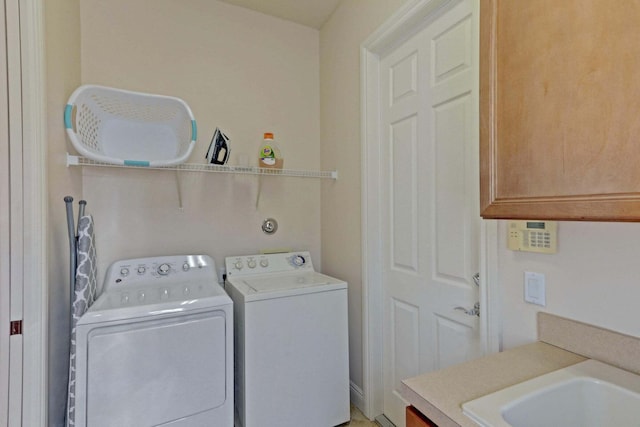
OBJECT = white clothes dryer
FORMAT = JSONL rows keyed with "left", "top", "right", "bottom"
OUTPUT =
{"left": 225, "top": 252, "right": 350, "bottom": 427}
{"left": 74, "top": 255, "right": 233, "bottom": 427}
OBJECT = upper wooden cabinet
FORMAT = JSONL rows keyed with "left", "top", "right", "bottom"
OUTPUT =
{"left": 480, "top": 0, "right": 640, "bottom": 220}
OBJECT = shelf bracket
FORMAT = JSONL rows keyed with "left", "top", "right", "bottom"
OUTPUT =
{"left": 175, "top": 169, "right": 183, "bottom": 210}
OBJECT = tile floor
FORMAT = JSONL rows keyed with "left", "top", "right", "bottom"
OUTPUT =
{"left": 345, "top": 405, "right": 380, "bottom": 426}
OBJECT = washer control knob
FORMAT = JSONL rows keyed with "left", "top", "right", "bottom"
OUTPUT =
{"left": 137, "top": 266, "right": 146, "bottom": 275}
{"left": 260, "top": 259, "right": 269, "bottom": 268}
{"left": 248, "top": 259, "right": 257, "bottom": 269}
{"left": 292, "top": 255, "right": 306, "bottom": 267}
{"left": 234, "top": 260, "right": 244, "bottom": 270}
{"left": 120, "top": 267, "right": 130, "bottom": 277}
{"left": 157, "top": 263, "right": 171, "bottom": 275}
{"left": 182, "top": 262, "right": 190, "bottom": 272}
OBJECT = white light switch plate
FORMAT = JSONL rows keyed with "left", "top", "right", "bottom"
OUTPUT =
{"left": 524, "top": 271, "right": 546, "bottom": 306}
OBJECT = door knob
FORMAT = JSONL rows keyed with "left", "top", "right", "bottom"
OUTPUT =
{"left": 454, "top": 301, "right": 480, "bottom": 317}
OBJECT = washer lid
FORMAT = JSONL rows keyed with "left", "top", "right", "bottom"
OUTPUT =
{"left": 77, "top": 280, "right": 232, "bottom": 325}
{"left": 228, "top": 272, "right": 346, "bottom": 301}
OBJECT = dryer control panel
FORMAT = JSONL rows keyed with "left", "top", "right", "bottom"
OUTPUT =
{"left": 225, "top": 252, "right": 314, "bottom": 277}
{"left": 103, "top": 254, "right": 217, "bottom": 292}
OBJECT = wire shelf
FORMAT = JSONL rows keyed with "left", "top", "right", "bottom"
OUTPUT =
{"left": 67, "top": 153, "right": 338, "bottom": 180}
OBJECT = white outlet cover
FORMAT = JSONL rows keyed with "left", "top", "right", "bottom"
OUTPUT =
{"left": 524, "top": 271, "right": 546, "bottom": 306}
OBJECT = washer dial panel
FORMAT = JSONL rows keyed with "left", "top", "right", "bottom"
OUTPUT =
{"left": 225, "top": 252, "right": 314, "bottom": 277}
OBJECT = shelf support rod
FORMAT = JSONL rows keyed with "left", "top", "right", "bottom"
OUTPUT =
{"left": 175, "top": 169, "right": 183, "bottom": 210}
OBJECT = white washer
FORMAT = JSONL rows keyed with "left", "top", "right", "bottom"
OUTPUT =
{"left": 225, "top": 252, "right": 350, "bottom": 427}
{"left": 74, "top": 255, "right": 233, "bottom": 427}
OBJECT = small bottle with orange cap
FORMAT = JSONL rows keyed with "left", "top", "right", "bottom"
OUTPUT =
{"left": 258, "top": 132, "right": 283, "bottom": 169}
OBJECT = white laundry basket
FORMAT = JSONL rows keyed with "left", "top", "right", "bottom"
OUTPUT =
{"left": 64, "top": 85, "right": 197, "bottom": 166}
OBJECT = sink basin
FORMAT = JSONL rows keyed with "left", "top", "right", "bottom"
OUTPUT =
{"left": 462, "top": 359, "right": 640, "bottom": 427}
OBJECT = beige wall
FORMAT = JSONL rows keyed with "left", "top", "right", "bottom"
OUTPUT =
{"left": 499, "top": 220, "right": 640, "bottom": 349}
{"left": 45, "top": 0, "right": 82, "bottom": 425}
{"left": 320, "top": 0, "right": 406, "bottom": 395}
{"left": 78, "top": 0, "right": 321, "bottom": 277}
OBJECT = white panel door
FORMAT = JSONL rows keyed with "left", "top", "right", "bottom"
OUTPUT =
{"left": 0, "top": 1, "right": 10, "bottom": 424}
{"left": 380, "top": 1, "right": 480, "bottom": 425}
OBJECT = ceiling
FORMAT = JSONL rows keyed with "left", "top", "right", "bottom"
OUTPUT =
{"left": 217, "top": 0, "right": 342, "bottom": 29}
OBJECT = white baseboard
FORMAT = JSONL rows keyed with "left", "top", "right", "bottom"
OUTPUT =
{"left": 350, "top": 380, "right": 366, "bottom": 414}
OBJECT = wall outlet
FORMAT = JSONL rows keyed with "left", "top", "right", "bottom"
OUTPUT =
{"left": 524, "top": 271, "right": 546, "bottom": 306}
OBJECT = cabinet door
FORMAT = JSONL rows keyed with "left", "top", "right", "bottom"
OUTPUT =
{"left": 406, "top": 406, "right": 438, "bottom": 427}
{"left": 480, "top": 0, "right": 640, "bottom": 220}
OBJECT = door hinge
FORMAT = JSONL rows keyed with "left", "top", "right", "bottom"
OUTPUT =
{"left": 10, "top": 320, "right": 22, "bottom": 335}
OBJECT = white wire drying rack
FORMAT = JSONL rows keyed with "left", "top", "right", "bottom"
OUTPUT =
{"left": 67, "top": 153, "right": 338, "bottom": 180}
{"left": 67, "top": 153, "right": 337, "bottom": 209}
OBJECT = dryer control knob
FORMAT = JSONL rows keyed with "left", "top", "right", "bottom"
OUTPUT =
{"left": 137, "top": 266, "right": 146, "bottom": 275}
{"left": 292, "top": 255, "right": 306, "bottom": 267}
{"left": 182, "top": 262, "right": 190, "bottom": 272}
{"left": 260, "top": 259, "right": 269, "bottom": 268}
{"left": 120, "top": 267, "right": 130, "bottom": 277}
{"left": 248, "top": 260, "right": 257, "bottom": 269}
{"left": 157, "top": 263, "right": 171, "bottom": 275}
{"left": 234, "top": 261, "right": 244, "bottom": 270}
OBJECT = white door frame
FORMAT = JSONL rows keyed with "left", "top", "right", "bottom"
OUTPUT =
{"left": 13, "top": 0, "right": 47, "bottom": 425}
{"left": 360, "top": 0, "right": 500, "bottom": 419}
{"left": 1, "top": 0, "right": 10, "bottom": 421}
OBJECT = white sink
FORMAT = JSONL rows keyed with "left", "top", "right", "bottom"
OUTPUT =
{"left": 462, "top": 359, "right": 640, "bottom": 427}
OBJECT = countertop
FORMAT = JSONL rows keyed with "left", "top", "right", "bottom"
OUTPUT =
{"left": 399, "top": 342, "right": 586, "bottom": 427}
